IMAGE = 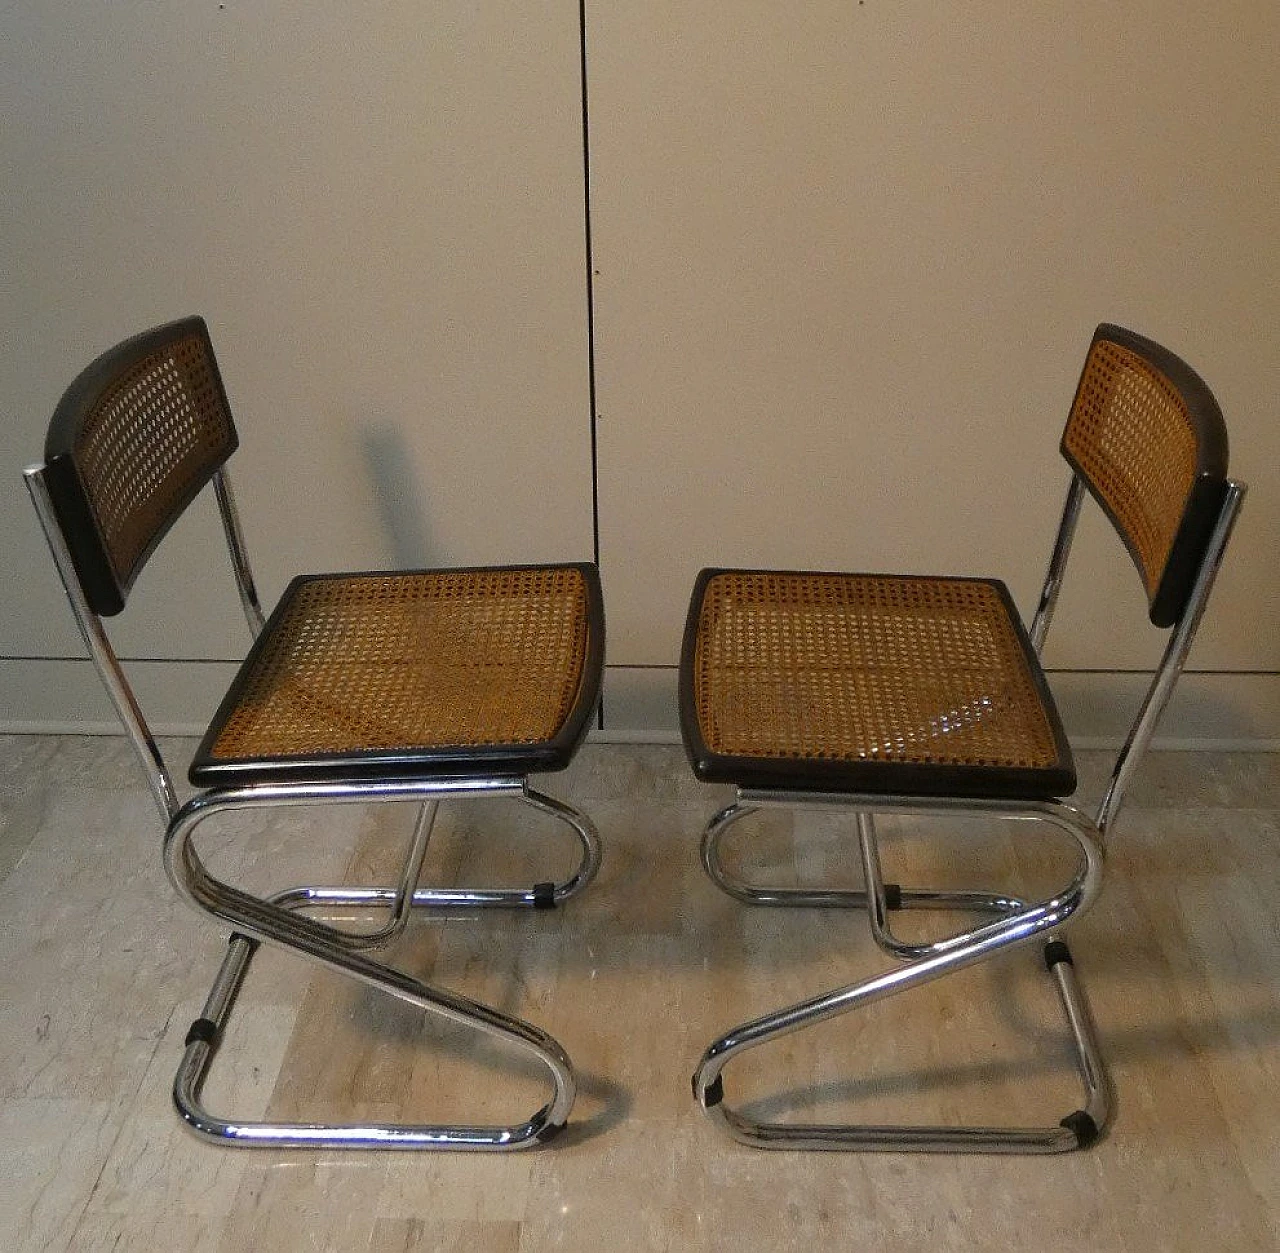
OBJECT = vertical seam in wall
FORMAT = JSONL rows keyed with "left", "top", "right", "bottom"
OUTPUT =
{"left": 578, "top": 0, "right": 604, "bottom": 728}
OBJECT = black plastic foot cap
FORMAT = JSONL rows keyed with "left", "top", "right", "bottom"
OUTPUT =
{"left": 1060, "top": 1109, "right": 1100, "bottom": 1149}
{"left": 184, "top": 1017, "right": 220, "bottom": 1048}
{"left": 1044, "top": 940, "right": 1074, "bottom": 970}
{"left": 532, "top": 882, "right": 557, "bottom": 910}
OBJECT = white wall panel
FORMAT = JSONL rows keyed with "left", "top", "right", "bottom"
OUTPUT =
{"left": 588, "top": 2, "right": 1279, "bottom": 704}
{"left": 4, "top": 1, "right": 1277, "bottom": 743}
{"left": 2, "top": 1, "right": 593, "bottom": 692}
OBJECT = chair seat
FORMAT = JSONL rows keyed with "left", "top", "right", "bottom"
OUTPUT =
{"left": 679, "top": 568, "right": 1075, "bottom": 799}
{"left": 191, "top": 563, "right": 604, "bottom": 786}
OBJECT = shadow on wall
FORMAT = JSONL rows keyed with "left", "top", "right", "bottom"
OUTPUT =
{"left": 360, "top": 424, "right": 440, "bottom": 570}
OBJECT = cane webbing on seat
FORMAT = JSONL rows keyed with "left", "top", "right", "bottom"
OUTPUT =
{"left": 680, "top": 570, "right": 1074, "bottom": 798}
{"left": 192, "top": 564, "right": 599, "bottom": 783}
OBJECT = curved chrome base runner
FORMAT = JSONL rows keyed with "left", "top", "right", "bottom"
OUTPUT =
{"left": 166, "top": 779, "right": 600, "bottom": 1151}
{"left": 692, "top": 792, "right": 1112, "bottom": 1154}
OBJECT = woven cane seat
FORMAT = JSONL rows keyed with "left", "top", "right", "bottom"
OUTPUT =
{"left": 191, "top": 563, "right": 604, "bottom": 784}
{"left": 679, "top": 569, "right": 1074, "bottom": 799}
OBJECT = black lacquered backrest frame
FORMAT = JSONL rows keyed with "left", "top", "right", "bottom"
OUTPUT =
{"left": 1061, "top": 324, "right": 1229, "bottom": 628}
{"left": 41, "top": 317, "right": 239, "bottom": 616}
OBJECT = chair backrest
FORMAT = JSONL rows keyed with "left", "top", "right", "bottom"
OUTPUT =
{"left": 40, "top": 316, "right": 238, "bottom": 616}
{"left": 1061, "top": 324, "right": 1230, "bottom": 628}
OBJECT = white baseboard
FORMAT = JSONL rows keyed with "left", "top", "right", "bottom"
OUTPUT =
{"left": 3, "top": 658, "right": 1278, "bottom": 751}
{"left": 601, "top": 666, "right": 1280, "bottom": 751}
{"left": 0, "top": 657, "right": 236, "bottom": 738}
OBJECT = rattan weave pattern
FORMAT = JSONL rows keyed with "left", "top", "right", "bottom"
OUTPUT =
{"left": 1063, "top": 339, "right": 1198, "bottom": 600}
{"left": 208, "top": 566, "right": 591, "bottom": 761}
{"left": 74, "top": 332, "right": 236, "bottom": 587}
{"left": 691, "top": 572, "right": 1062, "bottom": 769}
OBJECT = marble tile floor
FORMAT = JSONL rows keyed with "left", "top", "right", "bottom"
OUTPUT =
{"left": 1, "top": 735, "right": 1277, "bottom": 1251}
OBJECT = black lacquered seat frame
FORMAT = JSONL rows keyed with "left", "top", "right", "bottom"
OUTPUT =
{"left": 681, "top": 569, "right": 1074, "bottom": 800}
{"left": 192, "top": 563, "right": 604, "bottom": 786}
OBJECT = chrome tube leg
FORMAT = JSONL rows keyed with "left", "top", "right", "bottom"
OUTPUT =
{"left": 858, "top": 814, "right": 1026, "bottom": 962}
{"left": 165, "top": 784, "right": 582, "bottom": 1150}
{"left": 173, "top": 931, "right": 259, "bottom": 1138}
{"left": 402, "top": 785, "right": 602, "bottom": 910}
{"left": 702, "top": 801, "right": 873, "bottom": 908}
{"left": 275, "top": 800, "right": 440, "bottom": 950}
{"left": 703, "top": 797, "right": 1035, "bottom": 944}
{"left": 701, "top": 798, "right": 1039, "bottom": 926}
{"left": 1044, "top": 939, "right": 1112, "bottom": 1143}
{"left": 857, "top": 812, "right": 903, "bottom": 950}
{"left": 254, "top": 784, "right": 599, "bottom": 919}
{"left": 518, "top": 786, "right": 602, "bottom": 907}
{"left": 692, "top": 798, "right": 1110, "bottom": 1153}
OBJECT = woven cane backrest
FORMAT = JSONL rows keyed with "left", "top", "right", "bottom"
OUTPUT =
{"left": 42, "top": 317, "right": 238, "bottom": 615}
{"left": 1061, "top": 325, "right": 1229, "bottom": 627}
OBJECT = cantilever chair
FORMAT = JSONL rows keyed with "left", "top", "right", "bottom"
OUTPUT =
{"left": 25, "top": 316, "right": 605, "bottom": 1150}
{"left": 679, "top": 324, "right": 1245, "bottom": 1152}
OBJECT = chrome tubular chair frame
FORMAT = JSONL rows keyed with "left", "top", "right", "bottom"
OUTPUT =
{"left": 25, "top": 318, "right": 604, "bottom": 1151}
{"left": 694, "top": 793, "right": 1108, "bottom": 1153}
{"left": 683, "top": 325, "right": 1246, "bottom": 1153}
{"left": 166, "top": 778, "right": 596, "bottom": 1150}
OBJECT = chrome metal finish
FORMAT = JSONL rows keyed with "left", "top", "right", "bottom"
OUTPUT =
{"left": 691, "top": 794, "right": 1107, "bottom": 1153}
{"left": 303, "top": 799, "right": 440, "bottom": 950}
{"left": 888, "top": 887, "right": 1025, "bottom": 913}
{"left": 1095, "top": 482, "right": 1246, "bottom": 839}
{"left": 174, "top": 923, "right": 567, "bottom": 1149}
{"left": 702, "top": 802, "right": 1022, "bottom": 958}
{"left": 700, "top": 801, "right": 874, "bottom": 908}
{"left": 213, "top": 468, "right": 266, "bottom": 637}
{"left": 710, "top": 1107, "right": 1084, "bottom": 1153}
{"left": 24, "top": 466, "right": 179, "bottom": 823}
{"left": 737, "top": 789, "right": 1093, "bottom": 821}
{"left": 266, "top": 788, "right": 601, "bottom": 915}
{"left": 521, "top": 786, "right": 603, "bottom": 905}
{"left": 856, "top": 812, "right": 1025, "bottom": 962}
{"left": 1029, "top": 475, "right": 1086, "bottom": 655}
{"left": 164, "top": 775, "right": 598, "bottom": 1150}
{"left": 27, "top": 439, "right": 602, "bottom": 1153}
{"left": 1049, "top": 952, "right": 1112, "bottom": 1133}
{"left": 684, "top": 438, "right": 1244, "bottom": 1153}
